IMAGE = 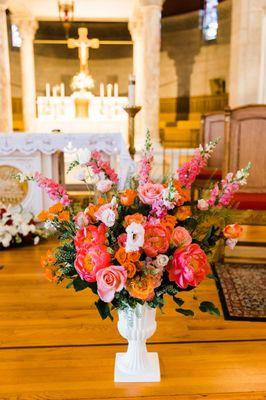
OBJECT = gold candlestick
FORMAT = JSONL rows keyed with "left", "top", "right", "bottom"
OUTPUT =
{"left": 123, "top": 105, "right": 142, "bottom": 159}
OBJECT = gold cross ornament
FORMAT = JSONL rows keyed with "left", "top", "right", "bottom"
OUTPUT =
{"left": 67, "top": 27, "right": 100, "bottom": 73}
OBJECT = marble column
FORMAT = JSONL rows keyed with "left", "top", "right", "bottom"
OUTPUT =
{"left": 0, "top": 1, "right": 13, "bottom": 132}
{"left": 229, "top": 0, "right": 266, "bottom": 107}
{"left": 130, "top": 0, "right": 164, "bottom": 149}
{"left": 13, "top": 17, "right": 38, "bottom": 131}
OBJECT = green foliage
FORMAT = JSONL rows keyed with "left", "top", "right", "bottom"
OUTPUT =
{"left": 176, "top": 308, "right": 194, "bottom": 317}
{"left": 67, "top": 159, "right": 79, "bottom": 174}
{"left": 207, "top": 273, "right": 217, "bottom": 280}
{"left": 199, "top": 301, "right": 220, "bottom": 316}
{"left": 172, "top": 296, "right": 184, "bottom": 307}
{"left": 95, "top": 299, "right": 114, "bottom": 321}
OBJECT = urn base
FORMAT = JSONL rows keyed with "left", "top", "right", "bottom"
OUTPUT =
{"left": 114, "top": 352, "right": 160, "bottom": 382}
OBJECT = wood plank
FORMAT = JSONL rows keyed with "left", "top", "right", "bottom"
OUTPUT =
{"left": 0, "top": 342, "right": 265, "bottom": 399}
{"left": 0, "top": 240, "right": 266, "bottom": 348}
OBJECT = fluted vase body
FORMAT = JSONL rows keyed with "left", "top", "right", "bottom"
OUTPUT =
{"left": 114, "top": 303, "right": 160, "bottom": 382}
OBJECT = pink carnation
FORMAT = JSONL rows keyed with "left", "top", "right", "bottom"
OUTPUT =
{"left": 96, "top": 265, "right": 127, "bottom": 302}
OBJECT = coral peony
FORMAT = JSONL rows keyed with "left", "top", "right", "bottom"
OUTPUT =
{"left": 96, "top": 265, "right": 127, "bottom": 302}
{"left": 138, "top": 182, "right": 164, "bottom": 205}
{"left": 143, "top": 223, "right": 170, "bottom": 257}
{"left": 223, "top": 224, "right": 243, "bottom": 239}
{"left": 74, "top": 224, "right": 107, "bottom": 250}
{"left": 167, "top": 244, "right": 210, "bottom": 289}
{"left": 74, "top": 244, "right": 111, "bottom": 282}
{"left": 172, "top": 227, "right": 192, "bottom": 248}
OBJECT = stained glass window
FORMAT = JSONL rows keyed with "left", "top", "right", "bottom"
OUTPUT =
{"left": 11, "top": 24, "right": 22, "bottom": 48}
{"left": 202, "top": 0, "right": 218, "bottom": 41}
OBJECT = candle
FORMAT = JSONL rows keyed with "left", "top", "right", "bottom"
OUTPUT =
{"left": 114, "top": 83, "right": 119, "bottom": 97}
{"left": 128, "top": 74, "right": 135, "bottom": 106}
{"left": 107, "top": 83, "right": 112, "bottom": 97}
{"left": 60, "top": 83, "right": 65, "bottom": 97}
{"left": 100, "top": 82, "right": 105, "bottom": 97}
{"left": 45, "top": 83, "right": 50, "bottom": 97}
{"left": 52, "top": 86, "right": 57, "bottom": 97}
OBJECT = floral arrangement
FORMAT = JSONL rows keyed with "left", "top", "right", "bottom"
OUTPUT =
{"left": 15, "top": 132, "right": 250, "bottom": 319}
{"left": 0, "top": 204, "right": 46, "bottom": 249}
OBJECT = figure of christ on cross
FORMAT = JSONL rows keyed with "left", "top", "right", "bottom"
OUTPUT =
{"left": 67, "top": 27, "right": 100, "bottom": 73}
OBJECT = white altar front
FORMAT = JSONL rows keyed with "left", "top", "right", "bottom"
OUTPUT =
{"left": 0, "top": 133, "right": 134, "bottom": 215}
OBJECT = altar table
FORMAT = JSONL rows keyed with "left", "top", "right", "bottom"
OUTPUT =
{"left": 0, "top": 132, "right": 134, "bottom": 214}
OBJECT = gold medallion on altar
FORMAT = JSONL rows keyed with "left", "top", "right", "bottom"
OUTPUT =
{"left": 0, "top": 165, "right": 28, "bottom": 206}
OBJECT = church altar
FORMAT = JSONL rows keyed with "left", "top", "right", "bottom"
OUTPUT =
{"left": 34, "top": 95, "right": 128, "bottom": 138}
{"left": 0, "top": 132, "right": 134, "bottom": 214}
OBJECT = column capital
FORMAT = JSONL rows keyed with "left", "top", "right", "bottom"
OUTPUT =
{"left": 11, "top": 15, "right": 38, "bottom": 40}
{"left": 0, "top": 0, "right": 8, "bottom": 12}
{"left": 139, "top": 0, "right": 164, "bottom": 9}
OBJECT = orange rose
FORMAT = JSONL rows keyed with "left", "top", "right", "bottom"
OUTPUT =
{"left": 49, "top": 202, "right": 64, "bottom": 214}
{"left": 124, "top": 213, "right": 147, "bottom": 226}
{"left": 115, "top": 247, "right": 127, "bottom": 264}
{"left": 37, "top": 210, "right": 52, "bottom": 222}
{"left": 174, "top": 180, "right": 191, "bottom": 206}
{"left": 120, "top": 189, "right": 137, "bottom": 206}
{"left": 161, "top": 214, "right": 177, "bottom": 235}
{"left": 127, "top": 275, "right": 154, "bottom": 301}
{"left": 127, "top": 251, "right": 141, "bottom": 262}
{"left": 58, "top": 210, "right": 70, "bottom": 222}
{"left": 136, "top": 261, "right": 145, "bottom": 271}
{"left": 223, "top": 224, "right": 243, "bottom": 239}
{"left": 175, "top": 206, "right": 191, "bottom": 221}
{"left": 123, "top": 261, "right": 136, "bottom": 278}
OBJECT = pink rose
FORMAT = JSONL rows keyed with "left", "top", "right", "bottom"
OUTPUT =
{"left": 74, "top": 244, "right": 111, "bottom": 282}
{"left": 138, "top": 182, "right": 164, "bottom": 205}
{"left": 197, "top": 199, "right": 209, "bottom": 211}
{"left": 167, "top": 243, "right": 210, "bottom": 289}
{"left": 96, "top": 265, "right": 127, "bottom": 302}
{"left": 172, "top": 227, "right": 192, "bottom": 248}
{"left": 143, "top": 223, "right": 170, "bottom": 257}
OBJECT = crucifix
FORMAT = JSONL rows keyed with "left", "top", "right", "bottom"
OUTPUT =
{"left": 67, "top": 27, "right": 100, "bottom": 73}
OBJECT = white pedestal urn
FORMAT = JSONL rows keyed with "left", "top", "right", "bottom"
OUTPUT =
{"left": 114, "top": 303, "right": 161, "bottom": 382}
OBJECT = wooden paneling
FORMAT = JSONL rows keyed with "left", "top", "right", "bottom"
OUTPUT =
{"left": 201, "top": 112, "right": 225, "bottom": 169}
{"left": 225, "top": 106, "right": 266, "bottom": 193}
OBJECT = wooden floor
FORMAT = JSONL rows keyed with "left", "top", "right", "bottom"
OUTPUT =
{"left": 0, "top": 230, "right": 266, "bottom": 399}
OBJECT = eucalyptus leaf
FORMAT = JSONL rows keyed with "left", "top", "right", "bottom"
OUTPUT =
{"left": 176, "top": 308, "right": 194, "bottom": 317}
{"left": 199, "top": 301, "right": 220, "bottom": 316}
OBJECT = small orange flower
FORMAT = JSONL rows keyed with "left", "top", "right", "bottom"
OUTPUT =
{"left": 58, "top": 210, "right": 70, "bottom": 222}
{"left": 49, "top": 202, "right": 64, "bottom": 214}
{"left": 127, "top": 251, "right": 141, "bottom": 262}
{"left": 136, "top": 261, "right": 145, "bottom": 271}
{"left": 37, "top": 210, "right": 52, "bottom": 222}
{"left": 120, "top": 189, "right": 137, "bottom": 206}
{"left": 85, "top": 204, "right": 99, "bottom": 223}
{"left": 97, "top": 197, "right": 105, "bottom": 205}
{"left": 41, "top": 249, "right": 56, "bottom": 269}
{"left": 115, "top": 247, "right": 127, "bottom": 265}
{"left": 223, "top": 224, "right": 243, "bottom": 239}
{"left": 175, "top": 206, "right": 191, "bottom": 221}
{"left": 127, "top": 275, "right": 154, "bottom": 301}
{"left": 174, "top": 180, "right": 191, "bottom": 206}
{"left": 44, "top": 268, "right": 58, "bottom": 283}
{"left": 124, "top": 213, "right": 147, "bottom": 227}
{"left": 123, "top": 261, "right": 136, "bottom": 278}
